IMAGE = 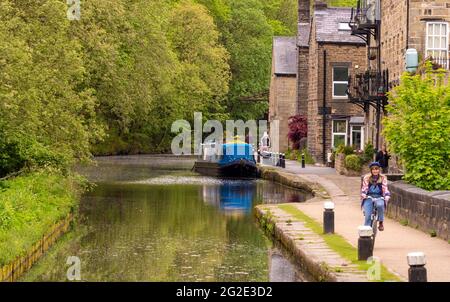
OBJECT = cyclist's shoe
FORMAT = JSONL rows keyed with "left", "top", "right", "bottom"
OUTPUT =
{"left": 378, "top": 222, "right": 384, "bottom": 231}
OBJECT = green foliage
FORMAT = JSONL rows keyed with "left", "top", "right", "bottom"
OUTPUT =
{"left": 0, "top": 171, "right": 80, "bottom": 265}
{"left": 0, "top": 0, "right": 103, "bottom": 175}
{"left": 362, "top": 143, "right": 376, "bottom": 164}
{"left": 1, "top": 0, "right": 300, "bottom": 162}
{"left": 286, "top": 149, "right": 315, "bottom": 164}
{"left": 326, "top": 0, "right": 358, "bottom": 7}
{"left": 0, "top": 133, "right": 68, "bottom": 177}
{"left": 297, "top": 149, "right": 315, "bottom": 165}
{"left": 383, "top": 63, "right": 450, "bottom": 190}
{"left": 199, "top": 0, "right": 295, "bottom": 121}
{"left": 345, "top": 154, "right": 362, "bottom": 171}
{"left": 336, "top": 144, "right": 355, "bottom": 156}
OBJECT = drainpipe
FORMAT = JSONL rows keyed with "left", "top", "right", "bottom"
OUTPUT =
{"left": 323, "top": 50, "right": 327, "bottom": 164}
{"left": 406, "top": 0, "right": 410, "bottom": 50}
{"left": 376, "top": 18, "right": 381, "bottom": 151}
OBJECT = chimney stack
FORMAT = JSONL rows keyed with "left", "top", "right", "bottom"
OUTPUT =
{"left": 298, "top": 0, "right": 311, "bottom": 24}
{"left": 314, "top": 1, "right": 328, "bottom": 10}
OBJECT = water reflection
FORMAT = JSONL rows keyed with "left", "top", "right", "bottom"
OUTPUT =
{"left": 22, "top": 157, "right": 313, "bottom": 282}
{"left": 203, "top": 182, "right": 255, "bottom": 216}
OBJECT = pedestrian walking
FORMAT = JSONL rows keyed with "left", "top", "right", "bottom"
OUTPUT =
{"left": 376, "top": 145, "right": 391, "bottom": 174}
{"left": 260, "top": 131, "right": 270, "bottom": 152}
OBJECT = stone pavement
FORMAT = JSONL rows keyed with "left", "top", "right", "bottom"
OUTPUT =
{"left": 269, "top": 160, "right": 450, "bottom": 281}
{"left": 256, "top": 205, "right": 368, "bottom": 282}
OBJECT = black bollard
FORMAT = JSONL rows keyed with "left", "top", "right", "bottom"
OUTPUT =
{"left": 281, "top": 154, "right": 285, "bottom": 168}
{"left": 301, "top": 153, "right": 306, "bottom": 168}
{"left": 323, "top": 201, "right": 335, "bottom": 234}
{"left": 407, "top": 252, "right": 427, "bottom": 282}
{"left": 357, "top": 226, "right": 373, "bottom": 261}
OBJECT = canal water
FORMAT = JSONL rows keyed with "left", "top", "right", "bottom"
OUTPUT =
{"left": 22, "top": 156, "right": 313, "bottom": 282}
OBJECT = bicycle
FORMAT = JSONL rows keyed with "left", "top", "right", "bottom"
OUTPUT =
{"left": 364, "top": 196, "right": 385, "bottom": 249}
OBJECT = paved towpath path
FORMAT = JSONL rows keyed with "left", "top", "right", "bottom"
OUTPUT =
{"left": 267, "top": 160, "right": 450, "bottom": 281}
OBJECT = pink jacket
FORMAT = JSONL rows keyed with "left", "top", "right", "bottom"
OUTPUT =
{"left": 360, "top": 174, "right": 391, "bottom": 204}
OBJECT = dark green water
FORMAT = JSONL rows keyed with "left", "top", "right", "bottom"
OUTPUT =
{"left": 22, "top": 156, "right": 313, "bottom": 282}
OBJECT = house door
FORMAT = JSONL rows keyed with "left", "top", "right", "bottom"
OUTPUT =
{"left": 350, "top": 125, "right": 364, "bottom": 150}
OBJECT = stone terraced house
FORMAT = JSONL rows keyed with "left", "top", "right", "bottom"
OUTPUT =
{"left": 297, "top": 1, "right": 368, "bottom": 163}
{"left": 347, "top": 0, "right": 450, "bottom": 158}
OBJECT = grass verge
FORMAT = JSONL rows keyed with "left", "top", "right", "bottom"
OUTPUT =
{"left": 0, "top": 170, "right": 82, "bottom": 266}
{"left": 278, "top": 204, "right": 402, "bottom": 282}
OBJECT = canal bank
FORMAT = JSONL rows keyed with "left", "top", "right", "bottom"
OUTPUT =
{"left": 0, "top": 171, "right": 80, "bottom": 281}
{"left": 257, "top": 160, "right": 450, "bottom": 281}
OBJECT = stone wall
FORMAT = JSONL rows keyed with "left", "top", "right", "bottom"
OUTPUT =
{"left": 388, "top": 181, "right": 450, "bottom": 240}
{"left": 380, "top": 0, "right": 450, "bottom": 84}
{"left": 269, "top": 76, "right": 297, "bottom": 152}
{"left": 297, "top": 47, "right": 309, "bottom": 115}
{"left": 409, "top": 0, "right": 450, "bottom": 66}
{"left": 380, "top": 0, "right": 408, "bottom": 84}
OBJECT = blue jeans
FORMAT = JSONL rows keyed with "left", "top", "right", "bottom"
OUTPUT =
{"left": 363, "top": 198, "right": 385, "bottom": 226}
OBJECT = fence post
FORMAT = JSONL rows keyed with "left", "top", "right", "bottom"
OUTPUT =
{"left": 357, "top": 226, "right": 373, "bottom": 260}
{"left": 301, "top": 153, "right": 306, "bottom": 168}
{"left": 407, "top": 252, "right": 427, "bottom": 282}
{"left": 323, "top": 201, "right": 335, "bottom": 234}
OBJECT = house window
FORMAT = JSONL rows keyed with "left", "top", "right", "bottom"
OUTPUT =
{"left": 426, "top": 22, "right": 449, "bottom": 68}
{"left": 350, "top": 125, "right": 364, "bottom": 150}
{"left": 332, "top": 120, "right": 347, "bottom": 149}
{"left": 333, "top": 66, "right": 349, "bottom": 98}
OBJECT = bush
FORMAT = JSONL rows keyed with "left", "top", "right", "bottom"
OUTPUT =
{"left": 383, "top": 62, "right": 450, "bottom": 190}
{"left": 0, "top": 133, "right": 68, "bottom": 178}
{"left": 345, "top": 154, "right": 362, "bottom": 171}
{"left": 0, "top": 171, "right": 80, "bottom": 265}
{"left": 362, "top": 143, "right": 376, "bottom": 163}
{"left": 336, "top": 144, "right": 354, "bottom": 156}
{"left": 287, "top": 115, "right": 307, "bottom": 150}
{"left": 297, "top": 148, "right": 315, "bottom": 165}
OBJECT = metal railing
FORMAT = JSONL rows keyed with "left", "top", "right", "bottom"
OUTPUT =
{"left": 347, "top": 70, "right": 387, "bottom": 102}
{"left": 259, "top": 151, "right": 285, "bottom": 168}
{"left": 429, "top": 57, "right": 450, "bottom": 70}
{"left": 350, "top": 0, "right": 380, "bottom": 30}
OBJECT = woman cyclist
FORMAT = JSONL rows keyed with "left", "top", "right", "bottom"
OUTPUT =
{"left": 361, "top": 162, "right": 391, "bottom": 231}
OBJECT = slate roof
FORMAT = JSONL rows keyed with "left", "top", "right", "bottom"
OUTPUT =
{"left": 297, "top": 7, "right": 365, "bottom": 46}
{"left": 273, "top": 37, "right": 298, "bottom": 75}
{"left": 315, "top": 7, "right": 365, "bottom": 44}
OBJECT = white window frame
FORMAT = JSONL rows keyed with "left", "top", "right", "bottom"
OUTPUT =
{"left": 332, "top": 66, "right": 349, "bottom": 99}
{"left": 338, "top": 22, "right": 351, "bottom": 31}
{"left": 332, "top": 119, "right": 348, "bottom": 149}
{"left": 350, "top": 125, "right": 365, "bottom": 150}
{"left": 425, "top": 22, "right": 449, "bottom": 68}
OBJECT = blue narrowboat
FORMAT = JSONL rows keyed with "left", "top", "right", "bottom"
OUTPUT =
{"left": 193, "top": 140, "right": 258, "bottom": 178}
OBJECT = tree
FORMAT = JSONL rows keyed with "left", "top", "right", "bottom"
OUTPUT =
{"left": 167, "top": 0, "right": 230, "bottom": 121}
{"left": 0, "top": 0, "right": 103, "bottom": 175}
{"left": 383, "top": 63, "right": 450, "bottom": 190}
{"left": 287, "top": 115, "right": 308, "bottom": 150}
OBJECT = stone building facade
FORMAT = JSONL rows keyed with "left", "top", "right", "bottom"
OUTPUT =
{"left": 269, "top": 37, "right": 298, "bottom": 152}
{"left": 381, "top": 0, "right": 450, "bottom": 83}
{"left": 352, "top": 0, "right": 450, "bottom": 156}
{"left": 298, "top": 1, "right": 368, "bottom": 163}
